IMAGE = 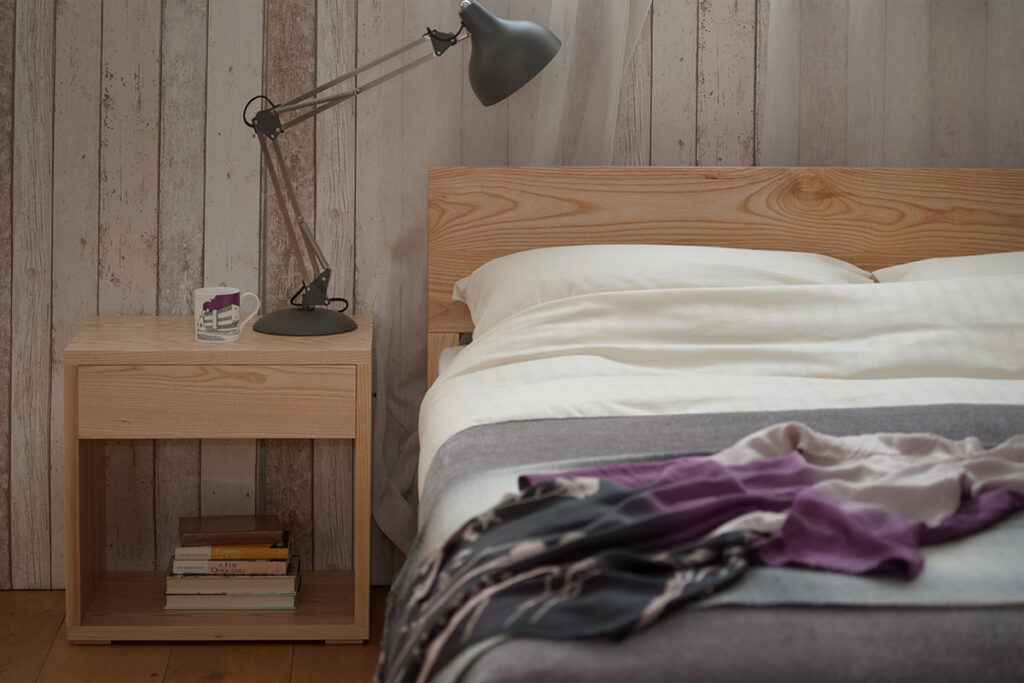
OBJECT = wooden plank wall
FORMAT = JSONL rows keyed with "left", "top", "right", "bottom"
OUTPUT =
{"left": 51, "top": 0, "right": 102, "bottom": 587}
{"left": 1, "top": 0, "right": 1022, "bottom": 588}
{"left": 755, "top": 0, "right": 1023, "bottom": 165}
{"left": 154, "top": 0, "right": 204, "bottom": 578}
{"left": 11, "top": 0, "right": 54, "bottom": 590}
{"left": 0, "top": 0, "right": 14, "bottom": 590}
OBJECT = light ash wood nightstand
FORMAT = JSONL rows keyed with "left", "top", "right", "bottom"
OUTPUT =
{"left": 63, "top": 315, "right": 373, "bottom": 644}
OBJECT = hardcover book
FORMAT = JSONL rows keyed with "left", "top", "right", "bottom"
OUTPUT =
{"left": 178, "top": 514, "right": 285, "bottom": 546}
{"left": 166, "top": 556, "right": 300, "bottom": 593}
{"left": 171, "top": 557, "right": 289, "bottom": 576}
{"left": 164, "top": 591, "right": 298, "bottom": 610}
{"left": 173, "top": 530, "right": 289, "bottom": 561}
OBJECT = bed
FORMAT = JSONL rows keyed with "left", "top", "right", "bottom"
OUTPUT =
{"left": 377, "top": 166, "right": 1024, "bottom": 683}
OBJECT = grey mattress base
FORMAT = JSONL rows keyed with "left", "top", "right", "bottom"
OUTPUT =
{"left": 458, "top": 606, "right": 1023, "bottom": 683}
{"left": 406, "top": 405, "right": 1024, "bottom": 683}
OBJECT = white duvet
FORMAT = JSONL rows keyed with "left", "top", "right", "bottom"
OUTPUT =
{"left": 419, "top": 275, "right": 1024, "bottom": 493}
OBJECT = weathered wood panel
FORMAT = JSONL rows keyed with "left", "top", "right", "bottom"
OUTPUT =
{"left": 799, "top": 0, "right": 847, "bottom": 165}
{"left": 931, "top": 0, "right": 987, "bottom": 167}
{"left": 11, "top": 0, "right": 54, "bottom": 589}
{"left": 755, "top": 0, "right": 800, "bottom": 165}
{"left": 51, "top": 0, "right": 102, "bottom": 589}
{"left": 98, "top": 0, "right": 161, "bottom": 571}
{"left": 315, "top": 0, "right": 357, "bottom": 312}
{"left": 355, "top": 0, "right": 421, "bottom": 582}
{"left": 200, "top": 0, "right": 263, "bottom": 522}
{"left": 758, "top": 0, "right": 1008, "bottom": 168}
{"left": 845, "top": 0, "right": 887, "bottom": 165}
{"left": 263, "top": 0, "right": 318, "bottom": 568}
{"left": 651, "top": 0, "right": 697, "bottom": 166}
{"left": 160, "top": 0, "right": 208, "bottom": 317}
{"left": 697, "top": 0, "right": 756, "bottom": 165}
{"left": 155, "top": 0, "right": 207, "bottom": 572}
{"left": 314, "top": 0, "right": 358, "bottom": 572}
{"left": 0, "top": 0, "right": 15, "bottom": 590}
{"left": 884, "top": 0, "right": 932, "bottom": 166}
{"left": 355, "top": 0, "right": 393, "bottom": 583}
{"left": 204, "top": 0, "right": 262, "bottom": 292}
{"left": 613, "top": 6, "right": 652, "bottom": 166}
{"left": 985, "top": 0, "right": 1024, "bottom": 167}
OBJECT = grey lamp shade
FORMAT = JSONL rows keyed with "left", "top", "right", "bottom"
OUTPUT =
{"left": 459, "top": 1, "right": 562, "bottom": 106}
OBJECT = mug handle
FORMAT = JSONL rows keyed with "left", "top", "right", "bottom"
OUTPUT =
{"left": 240, "top": 292, "right": 261, "bottom": 328}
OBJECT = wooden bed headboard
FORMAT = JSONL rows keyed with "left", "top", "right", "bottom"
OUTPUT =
{"left": 427, "top": 165, "right": 1024, "bottom": 384}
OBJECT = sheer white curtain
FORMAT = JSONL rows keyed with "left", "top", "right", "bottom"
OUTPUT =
{"left": 511, "top": 0, "right": 652, "bottom": 165}
{"left": 369, "top": 0, "right": 654, "bottom": 557}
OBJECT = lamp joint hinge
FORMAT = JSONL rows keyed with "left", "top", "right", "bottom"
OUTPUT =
{"left": 252, "top": 108, "right": 285, "bottom": 139}
{"left": 425, "top": 26, "right": 461, "bottom": 56}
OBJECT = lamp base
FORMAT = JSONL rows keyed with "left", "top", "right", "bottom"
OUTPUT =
{"left": 252, "top": 307, "right": 358, "bottom": 336}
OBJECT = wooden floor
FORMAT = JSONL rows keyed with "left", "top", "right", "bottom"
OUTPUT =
{"left": 0, "top": 587, "right": 387, "bottom": 682}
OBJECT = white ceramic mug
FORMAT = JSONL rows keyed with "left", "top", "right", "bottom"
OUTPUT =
{"left": 193, "top": 287, "right": 261, "bottom": 342}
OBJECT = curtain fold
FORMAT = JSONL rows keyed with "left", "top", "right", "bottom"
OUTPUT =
{"left": 369, "top": 0, "right": 654, "bottom": 558}
{"left": 511, "top": 0, "right": 653, "bottom": 164}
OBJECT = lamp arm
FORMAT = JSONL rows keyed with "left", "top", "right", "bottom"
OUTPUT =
{"left": 277, "top": 34, "right": 426, "bottom": 111}
{"left": 260, "top": 133, "right": 340, "bottom": 310}
{"left": 276, "top": 24, "right": 467, "bottom": 111}
{"left": 260, "top": 31, "right": 469, "bottom": 134}
{"left": 268, "top": 136, "right": 328, "bottom": 271}
{"left": 244, "top": 27, "right": 468, "bottom": 311}
{"left": 277, "top": 49, "right": 437, "bottom": 130}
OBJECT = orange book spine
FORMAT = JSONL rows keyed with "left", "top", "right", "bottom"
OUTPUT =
{"left": 174, "top": 544, "right": 288, "bottom": 561}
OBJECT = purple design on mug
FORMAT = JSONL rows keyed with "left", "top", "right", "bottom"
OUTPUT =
{"left": 198, "top": 294, "right": 241, "bottom": 334}
{"left": 194, "top": 287, "right": 260, "bottom": 342}
{"left": 203, "top": 292, "right": 239, "bottom": 312}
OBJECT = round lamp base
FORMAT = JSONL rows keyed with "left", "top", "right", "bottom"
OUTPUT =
{"left": 252, "top": 308, "right": 357, "bottom": 336}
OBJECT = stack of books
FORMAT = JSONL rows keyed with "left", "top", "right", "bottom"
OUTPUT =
{"left": 165, "top": 514, "right": 299, "bottom": 610}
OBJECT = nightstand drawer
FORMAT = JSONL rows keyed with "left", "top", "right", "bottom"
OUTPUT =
{"left": 77, "top": 364, "right": 356, "bottom": 439}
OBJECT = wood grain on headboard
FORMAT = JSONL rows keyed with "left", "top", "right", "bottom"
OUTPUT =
{"left": 426, "top": 166, "right": 1024, "bottom": 384}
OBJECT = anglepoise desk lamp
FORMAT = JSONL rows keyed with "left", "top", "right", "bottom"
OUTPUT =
{"left": 244, "top": 0, "right": 561, "bottom": 335}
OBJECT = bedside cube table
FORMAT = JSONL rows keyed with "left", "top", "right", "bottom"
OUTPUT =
{"left": 63, "top": 315, "right": 373, "bottom": 644}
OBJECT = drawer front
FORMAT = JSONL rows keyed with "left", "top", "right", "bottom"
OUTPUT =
{"left": 77, "top": 365, "right": 356, "bottom": 439}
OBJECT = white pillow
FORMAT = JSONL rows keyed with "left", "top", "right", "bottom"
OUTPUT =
{"left": 873, "top": 251, "right": 1024, "bottom": 283}
{"left": 453, "top": 244, "right": 873, "bottom": 333}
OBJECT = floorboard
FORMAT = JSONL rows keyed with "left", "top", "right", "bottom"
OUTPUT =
{"left": 290, "top": 587, "right": 388, "bottom": 682}
{"left": 0, "top": 591, "right": 64, "bottom": 682}
{"left": 164, "top": 642, "right": 293, "bottom": 682}
{"left": 1, "top": 587, "right": 387, "bottom": 682}
{"left": 37, "top": 625, "right": 171, "bottom": 683}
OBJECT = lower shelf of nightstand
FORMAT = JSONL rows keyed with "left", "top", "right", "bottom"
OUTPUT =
{"left": 68, "top": 569, "right": 367, "bottom": 643}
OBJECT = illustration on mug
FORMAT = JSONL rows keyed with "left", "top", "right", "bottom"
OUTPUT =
{"left": 197, "top": 292, "right": 240, "bottom": 341}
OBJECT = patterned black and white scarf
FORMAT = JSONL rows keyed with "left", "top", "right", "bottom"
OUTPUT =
{"left": 375, "top": 476, "right": 759, "bottom": 683}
